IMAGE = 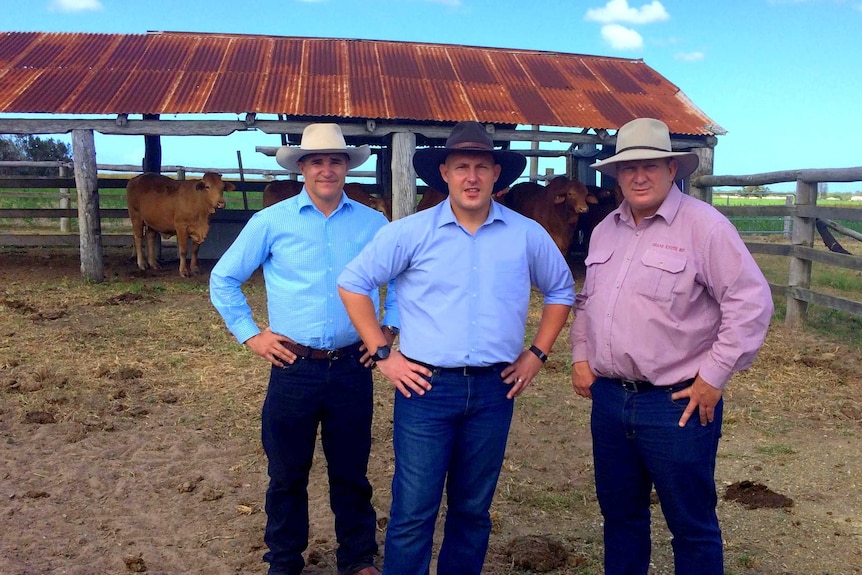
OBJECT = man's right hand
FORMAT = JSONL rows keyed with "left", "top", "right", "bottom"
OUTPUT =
{"left": 245, "top": 327, "right": 296, "bottom": 367}
{"left": 572, "top": 360, "right": 596, "bottom": 399}
{"left": 375, "top": 350, "right": 433, "bottom": 398}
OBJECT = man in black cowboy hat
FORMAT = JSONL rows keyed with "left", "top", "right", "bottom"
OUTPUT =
{"left": 338, "top": 120, "right": 574, "bottom": 575}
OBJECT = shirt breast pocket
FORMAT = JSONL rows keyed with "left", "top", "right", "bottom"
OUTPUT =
{"left": 584, "top": 245, "right": 614, "bottom": 291}
{"left": 635, "top": 249, "right": 687, "bottom": 302}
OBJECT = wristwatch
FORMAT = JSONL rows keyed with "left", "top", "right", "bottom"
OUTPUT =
{"left": 528, "top": 345, "right": 548, "bottom": 363}
{"left": 371, "top": 345, "right": 391, "bottom": 362}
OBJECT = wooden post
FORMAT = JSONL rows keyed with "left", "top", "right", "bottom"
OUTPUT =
{"left": 783, "top": 196, "right": 793, "bottom": 239}
{"left": 58, "top": 164, "right": 70, "bottom": 233}
{"left": 529, "top": 125, "right": 539, "bottom": 182}
{"left": 690, "top": 147, "right": 714, "bottom": 203}
{"left": 142, "top": 113, "right": 161, "bottom": 173}
{"left": 72, "top": 129, "right": 104, "bottom": 282}
{"left": 390, "top": 131, "right": 416, "bottom": 220}
{"left": 786, "top": 179, "right": 817, "bottom": 328}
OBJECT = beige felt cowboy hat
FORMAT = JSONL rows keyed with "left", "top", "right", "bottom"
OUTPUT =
{"left": 591, "top": 118, "right": 699, "bottom": 179}
{"left": 413, "top": 121, "right": 527, "bottom": 194}
{"left": 275, "top": 123, "right": 371, "bottom": 173}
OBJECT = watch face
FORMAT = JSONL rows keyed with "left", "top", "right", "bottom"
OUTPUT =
{"left": 373, "top": 345, "right": 390, "bottom": 361}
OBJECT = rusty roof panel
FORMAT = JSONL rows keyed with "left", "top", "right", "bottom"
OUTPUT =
{"left": 591, "top": 60, "right": 644, "bottom": 95}
{"left": 185, "top": 37, "right": 227, "bottom": 72}
{"left": 463, "top": 83, "right": 521, "bottom": 125}
{"left": 0, "top": 32, "right": 38, "bottom": 67}
{"left": 224, "top": 37, "right": 268, "bottom": 73}
{"left": 517, "top": 53, "right": 572, "bottom": 90}
{"left": 102, "top": 35, "right": 149, "bottom": 71}
{"left": 346, "top": 41, "right": 379, "bottom": 77}
{"left": 300, "top": 75, "right": 347, "bottom": 117}
{"left": 66, "top": 70, "right": 130, "bottom": 113}
{"left": 416, "top": 47, "right": 459, "bottom": 82}
{"left": 449, "top": 49, "right": 497, "bottom": 84}
{"left": 306, "top": 39, "right": 344, "bottom": 77}
{"left": 428, "top": 80, "right": 473, "bottom": 122}
{"left": 206, "top": 72, "right": 258, "bottom": 113}
{"left": 109, "top": 70, "right": 177, "bottom": 115}
{"left": 384, "top": 77, "right": 435, "bottom": 120}
{"left": 378, "top": 42, "right": 423, "bottom": 79}
{"left": 348, "top": 74, "right": 388, "bottom": 118}
{"left": 0, "top": 32, "right": 718, "bottom": 135}
{"left": 508, "top": 85, "right": 560, "bottom": 126}
{"left": 165, "top": 71, "right": 216, "bottom": 113}
{"left": 8, "top": 69, "right": 89, "bottom": 112}
{"left": 0, "top": 68, "right": 38, "bottom": 109}
{"left": 137, "top": 35, "right": 191, "bottom": 71}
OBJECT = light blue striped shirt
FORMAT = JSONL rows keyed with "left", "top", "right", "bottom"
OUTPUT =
{"left": 338, "top": 198, "right": 574, "bottom": 367}
{"left": 210, "top": 189, "right": 398, "bottom": 348}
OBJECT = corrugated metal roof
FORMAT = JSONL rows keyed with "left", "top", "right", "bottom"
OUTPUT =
{"left": 0, "top": 31, "right": 720, "bottom": 135}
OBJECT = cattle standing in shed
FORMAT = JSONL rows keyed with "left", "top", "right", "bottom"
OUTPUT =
{"left": 262, "top": 179, "right": 391, "bottom": 220}
{"left": 416, "top": 186, "right": 447, "bottom": 211}
{"left": 126, "top": 172, "right": 234, "bottom": 277}
{"left": 503, "top": 176, "right": 596, "bottom": 255}
{"left": 575, "top": 184, "right": 623, "bottom": 255}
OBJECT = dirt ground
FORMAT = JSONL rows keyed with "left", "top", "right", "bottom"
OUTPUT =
{"left": 1, "top": 246, "right": 861, "bottom": 575}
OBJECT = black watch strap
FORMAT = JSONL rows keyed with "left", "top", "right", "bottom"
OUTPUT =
{"left": 528, "top": 345, "right": 548, "bottom": 363}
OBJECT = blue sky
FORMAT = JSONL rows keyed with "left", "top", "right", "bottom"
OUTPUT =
{"left": 3, "top": 0, "right": 862, "bottom": 192}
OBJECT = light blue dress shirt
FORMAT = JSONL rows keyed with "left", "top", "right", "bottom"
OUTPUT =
{"left": 338, "top": 198, "right": 574, "bottom": 367}
{"left": 210, "top": 189, "right": 398, "bottom": 349}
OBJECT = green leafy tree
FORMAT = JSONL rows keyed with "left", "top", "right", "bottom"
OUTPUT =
{"left": 0, "top": 135, "right": 72, "bottom": 176}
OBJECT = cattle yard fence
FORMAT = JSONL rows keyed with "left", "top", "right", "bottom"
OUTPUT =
{"left": 2, "top": 161, "right": 861, "bottom": 328}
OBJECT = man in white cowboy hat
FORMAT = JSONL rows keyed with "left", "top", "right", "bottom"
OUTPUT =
{"left": 337, "top": 120, "right": 574, "bottom": 575}
{"left": 210, "top": 123, "right": 398, "bottom": 575}
{"left": 570, "top": 117, "right": 773, "bottom": 574}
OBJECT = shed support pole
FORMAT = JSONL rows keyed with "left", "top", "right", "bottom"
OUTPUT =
{"left": 59, "top": 164, "right": 70, "bottom": 233}
{"left": 786, "top": 180, "right": 817, "bottom": 328}
{"left": 73, "top": 129, "right": 104, "bottom": 282}
{"left": 690, "top": 147, "right": 714, "bottom": 203}
{"left": 391, "top": 131, "right": 417, "bottom": 220}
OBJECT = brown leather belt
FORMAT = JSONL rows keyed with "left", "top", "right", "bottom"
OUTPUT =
{"left": 404, "top": 356, "right": 509, "bottom": 377}
{"left": 280, "top": 340, "right": 363, "bottom": 361}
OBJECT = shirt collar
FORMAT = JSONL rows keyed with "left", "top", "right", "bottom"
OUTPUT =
{"left": 436, "top": 197, "right": 507, "bottom": 229}
{"left": 616, "top": 183, "right": 683, "bottom": 226}
{"left": 297, "top": 188, "right": 350, "bottom": 216}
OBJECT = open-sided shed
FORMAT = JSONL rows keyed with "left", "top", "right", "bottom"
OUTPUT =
{"left": 0, "top": 31, "right": 722, "bottom": 280}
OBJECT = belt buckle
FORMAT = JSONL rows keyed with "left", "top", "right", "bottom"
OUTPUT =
{"left": 326, "top": 349, "right": 340, "bottom": 361}
{"left": 621, "top": 379, "right": 639, "bottom": 392}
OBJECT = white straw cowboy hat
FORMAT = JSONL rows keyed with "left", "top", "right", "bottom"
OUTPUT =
{"left": 591, "top": 118, "right": 699, "bottom": 180}
{"left": 413, "top": 121, "right": 527, "bottom": 194}
{"left": 275, "top": 123, "right": 371, "bottom": 173}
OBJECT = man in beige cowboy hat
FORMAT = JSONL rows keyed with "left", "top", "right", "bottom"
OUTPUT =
{"left": 211, "top": 123, "right": 398, "bottom": 575}
{"left": 338, "top": 120, "right": 574, "bottom": 574}
{"left": 570, "top": 117, "right": 773, "bottom": 574}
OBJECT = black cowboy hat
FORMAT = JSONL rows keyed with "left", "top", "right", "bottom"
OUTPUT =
{"left": 412, "top": 121, "right": 526, "bottom": 194}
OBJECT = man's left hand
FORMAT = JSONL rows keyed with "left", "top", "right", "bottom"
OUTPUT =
{"left": 501, "top": 351, "right": 544, "bottom": 400}
{"left": 673, "top": 375, "right": 723, "bottom": 427}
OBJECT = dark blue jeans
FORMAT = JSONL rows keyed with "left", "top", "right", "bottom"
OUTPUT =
{"left": 382, "top": 365, "right": 514, "bottom": 575}
{"left": 591, "top": 377, "right": 724, "bottom": 575}
{"left": 261, "top": 354, "right": 377, "bottom": 575}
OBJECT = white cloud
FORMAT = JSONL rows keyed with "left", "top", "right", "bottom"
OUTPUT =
{"left": 675, "top": 51, "right": 705, "bottom": 62}
{"left": 49, "top": 0, "right": 102, "bottom": 12}
{"left": 600, "top": 24, "right": 644, "bottom": 50}
{"left": 585, "top": 0, "right": 669, "bottom": 25}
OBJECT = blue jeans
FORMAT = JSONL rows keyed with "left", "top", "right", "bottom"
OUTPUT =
{"left": 382, "top": 365, "right": 514, "bottom": 575}
{"left": 261, "top": 354, "right": 378, "bottom": 575}
{"left": 591, "top": 377, "right": 724, "bottom": 575}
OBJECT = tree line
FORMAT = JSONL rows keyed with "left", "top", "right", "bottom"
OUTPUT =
{"left": 0, "top": 135, "right": 72, "bottom": 176}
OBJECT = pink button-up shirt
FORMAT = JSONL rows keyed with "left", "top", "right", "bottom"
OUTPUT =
{"left": 571, "top": 184, "right": 773, "bottom": 390}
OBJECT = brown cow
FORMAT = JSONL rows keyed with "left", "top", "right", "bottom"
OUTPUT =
{"left": 126, "top": 172, "right": 234, "bottom": 277}
{"left": 576, "top": 184, "right": 623, "bottom": 254}
{"left": 416, "top": 186, "right": 447, "bottom": 211}
{"left": 503, "top": 176, "right": 596, "bottom": 255}
{"left": 262, "top": 180, "right": 391, "bottom": 220}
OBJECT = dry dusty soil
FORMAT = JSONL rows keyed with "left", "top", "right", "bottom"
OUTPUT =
{"left": 1, "top": 246, "right": 861, "bottom": 575}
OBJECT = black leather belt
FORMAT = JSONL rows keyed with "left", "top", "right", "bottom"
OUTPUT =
{"left": 610, "top": 377, "right": 695, "bottom": 392}
{"left": 405, "top": 356, "right": 508, "bottom": 377}
{"left": 280, "top": 340, "right": 363, "bottom": 361}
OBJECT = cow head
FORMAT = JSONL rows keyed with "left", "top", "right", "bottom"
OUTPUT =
{"left": 198, "top": 172, "right": 233, "bottom": 212}
{"left": 548, "top": 176, "right": 594, "bottom": 222}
